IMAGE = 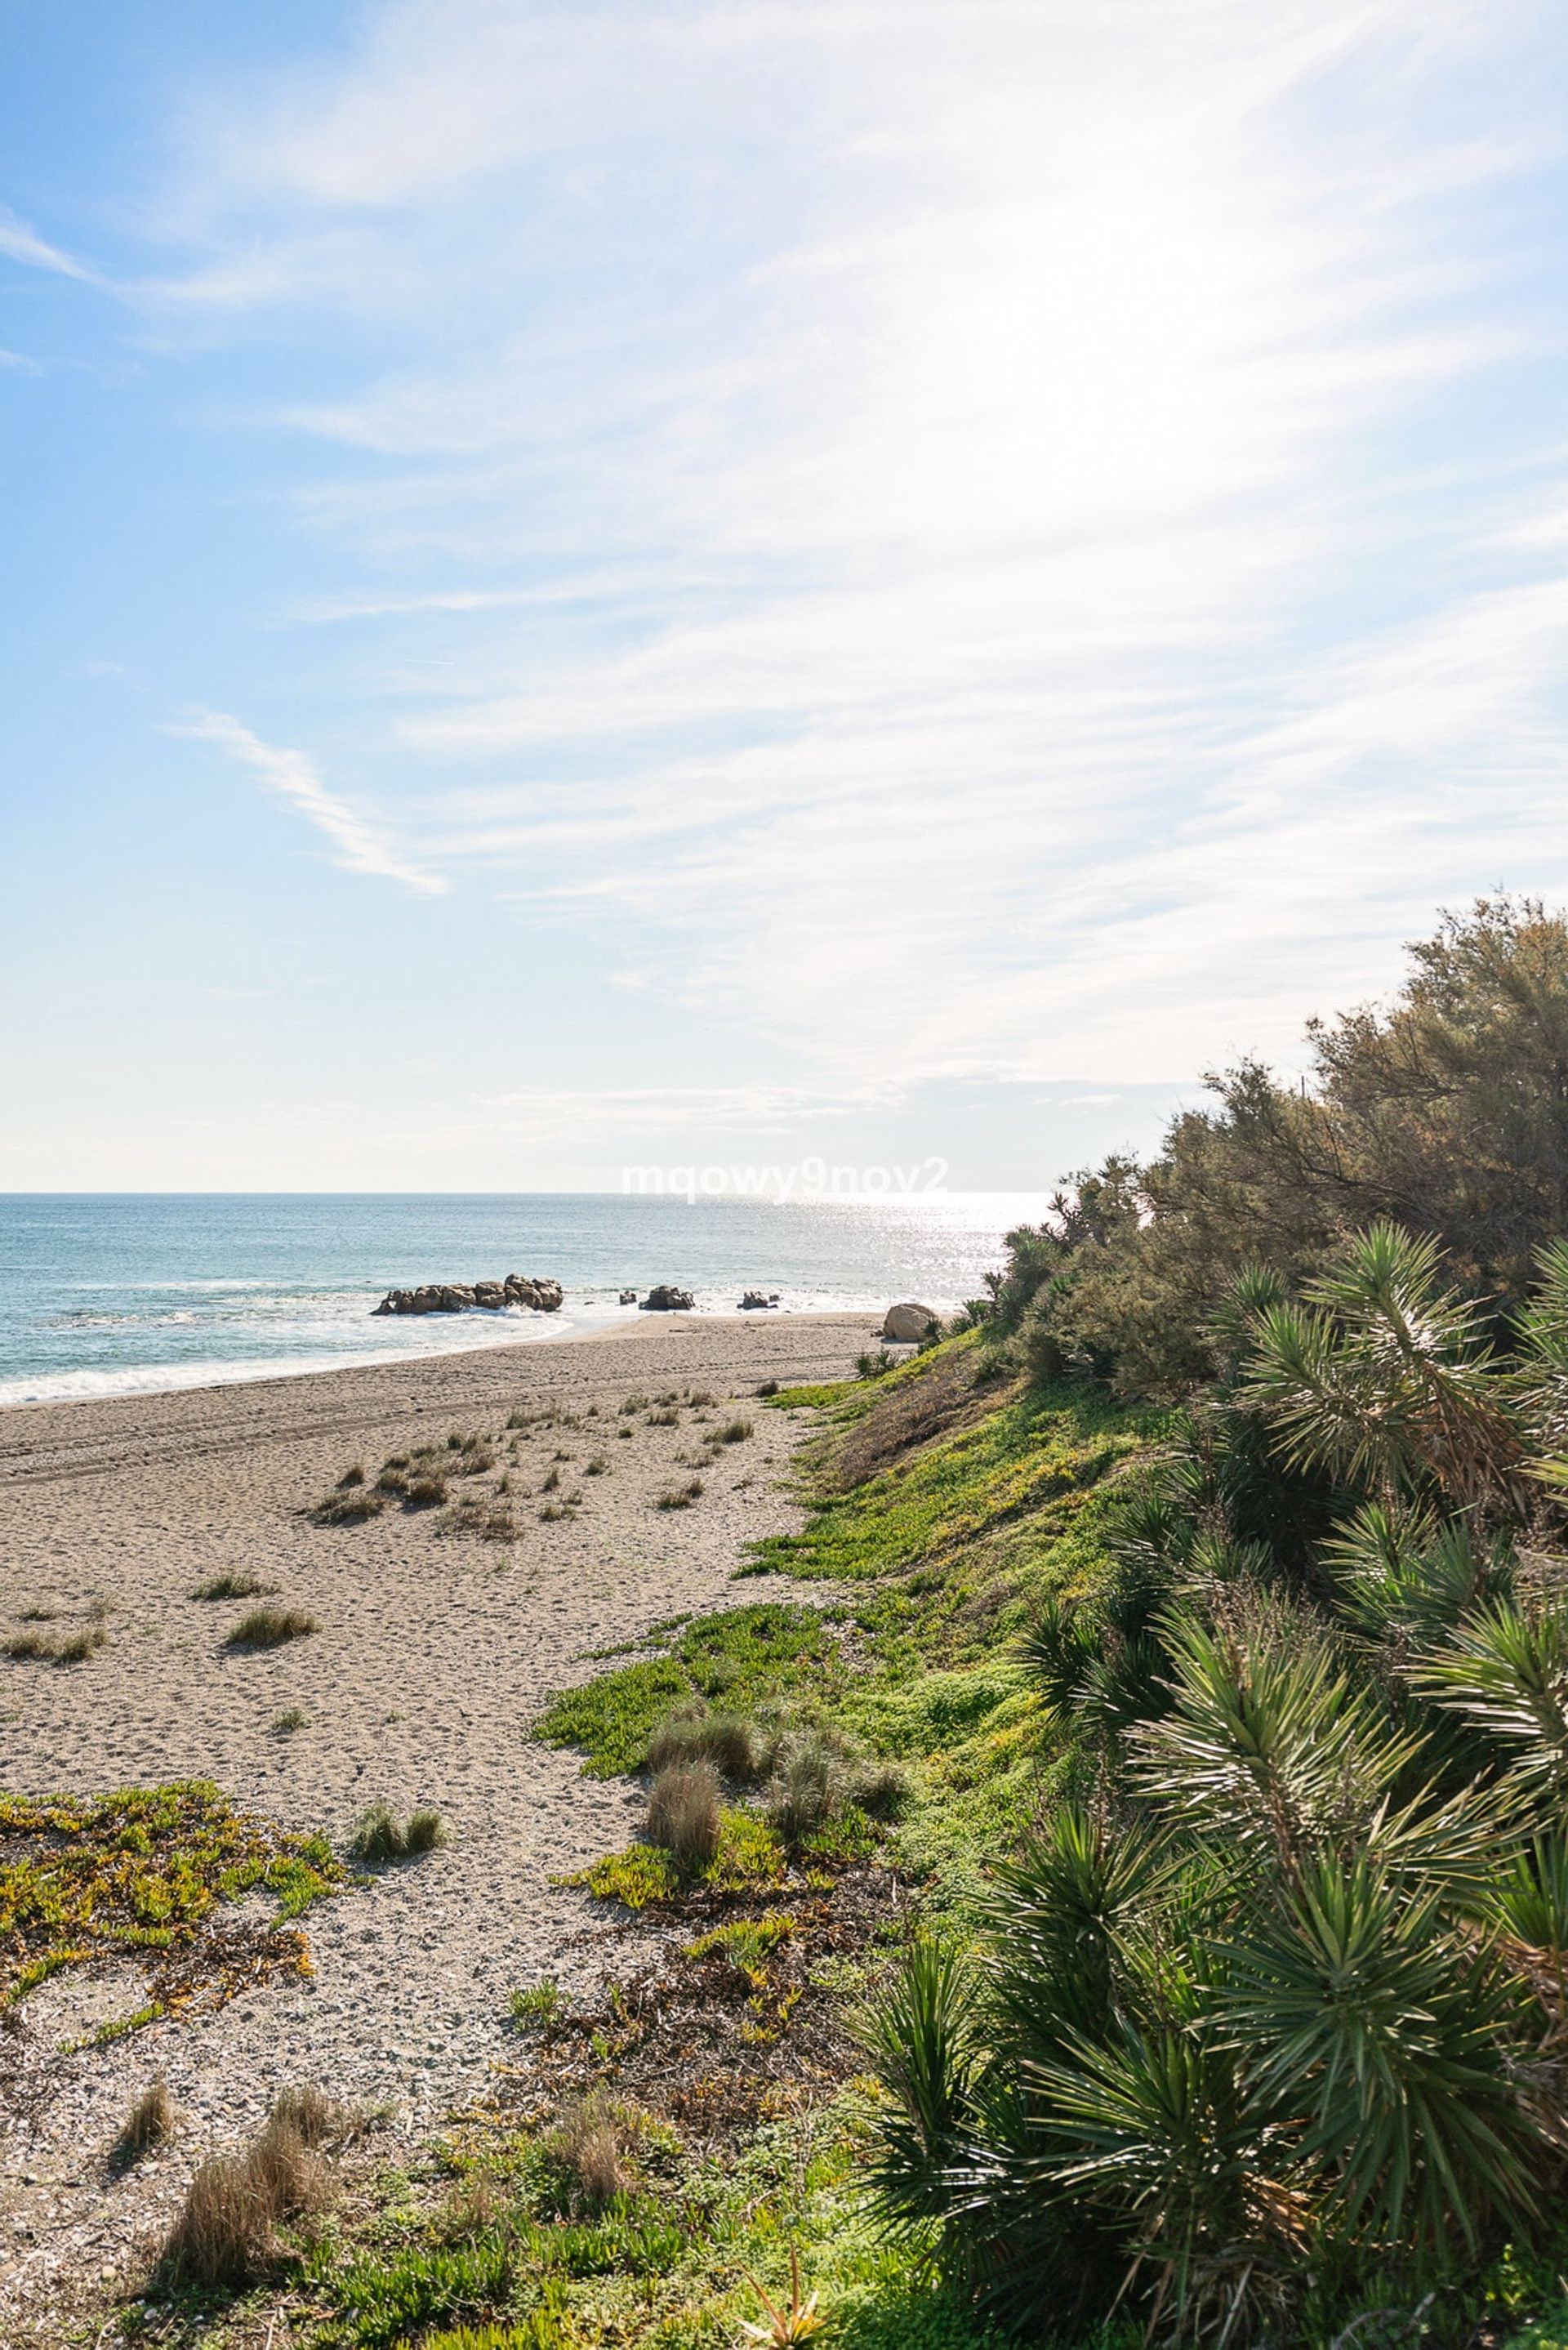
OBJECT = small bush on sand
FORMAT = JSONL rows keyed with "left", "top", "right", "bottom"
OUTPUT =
{"left": 855, "top": 1349, "right": 897, "bottom": 1379}
{"left": 403, "top": 1471, "right": 449, "bottom": 1507}
{"left": 646, "top": 1760, "right": 722, "bottom": 1870}
{"left": 336, "top": 1464, "right": 367, "bottom": 1488}
{"left": 687, "top": 1388, "right": 716, "bottom": 1408}
{"left": 114, "top": 2079, "right": 176, "bottom": 2165}
{"left": 646, "top": 1407, "right": 679, "bottom": 1428}
{"left": 156, "top": 2094, "right": 337, "bottom": 2288}
{"left": 585, "top": 1455, "right": 609, "bottom": 1475}
{"left": 192, "top": 1572, "right": 270, "bottom": 1600}
{"left": 620, "top": 1395, "right": 648, "bottom": 1415}
{"left": 648, "top": 1706, "right": 763, "bottom": 1781}
{"left": 715, "top": 1417, "right": 753, "bottom": 1444}
{"left": 17, "top": 1605, "right": 56, "bottom": 1622}
{"left": 617, "top": 1425, "right": 633, "bottom": 1439}
{"left": 541, "top": 1466, "right": 561, "bottom": 1493}
{"left": 226, "top": 1606, "right": 318, "bottom": 1650}
{"left": 548, "top": 2089, "right": 647, "bottom": 2205}
{"left": 509, "top": 1978, "right": 563, "bottom": 2029}
{"left": 756, "top": 1379, "right": 780, "bottom": 1398}
{"left": 350, "top": 1803, "right": 448, "bottom": 1863}
{"left": 270, "top": 1706, "right": 309, "bottom": 1736}
{"left": 656, "top": 1478, "right": 704, "bottom": 1510}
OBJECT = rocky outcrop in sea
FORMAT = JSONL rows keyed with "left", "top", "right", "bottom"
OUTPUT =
{"left": 372, "top": 1275, "right": 564, "bottom": 1316}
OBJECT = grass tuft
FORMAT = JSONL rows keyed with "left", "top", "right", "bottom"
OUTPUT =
{"left": 646, "top": 1760, "right": 723, "bottom": 1870}
{"left": 350, "top": 1802, "right": 448, "bottom": 1863}
{"left": 192, "top": 1571, "right": 271, "bottom": 1600}
{"left": 156, "top": 2094, "right": 337, "bottom": 2289}
{"left": 114, "top": 2078, "right": 176, "bottom": 2165}
{"left": 226, "top": 1605, "right": 318, "bottom": 1649}
{"left": 656, "top": 1477, "right": 705, "bottom": 1510}
{"left": 4, "top": 1624, "right": 106, "bottom": 1664}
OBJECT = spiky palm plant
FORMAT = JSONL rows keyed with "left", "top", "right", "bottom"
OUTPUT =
{"left": 1238, "top": 1224, "right": 1524, "bottom": 1509}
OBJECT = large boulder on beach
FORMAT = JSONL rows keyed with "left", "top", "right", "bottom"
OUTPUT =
{"left": 882, "top": 1300, "right": 938, "bottom": 1343}
{"left": 639, "top": 1285, "right": 696, "bottom": 1313}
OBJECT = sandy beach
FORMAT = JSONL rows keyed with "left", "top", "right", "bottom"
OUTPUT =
{"left": 0, "top": 1309, "right": 876, "bottom": 2325}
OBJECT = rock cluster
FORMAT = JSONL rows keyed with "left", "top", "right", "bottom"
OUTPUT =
{"left": 738, "top": 1291, "right": 781, "bottom": 1310}
{"left": 882, "top": 1300, "right": 938, "bottom": 1343}
{"left": 617, "top": 1288, "right": 639, "bottom": 1305}
{"left": 639, "top": 1285, "right": 696, "bottom": 1312}
{"left": 372, "top": 1275, "right": 564, "bottom": 1317}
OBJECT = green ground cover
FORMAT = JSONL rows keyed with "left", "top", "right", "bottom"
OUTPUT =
{"left": 0, "top": 1779, "right": 347, "bottom": 2032}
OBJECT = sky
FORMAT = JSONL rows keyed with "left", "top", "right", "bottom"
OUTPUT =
{"left": 2, "top": 0, "right": 1566, "bottom": 1192}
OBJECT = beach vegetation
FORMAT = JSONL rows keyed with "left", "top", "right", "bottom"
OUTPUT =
{"left": 154, "top": 2086, "right": 350, "bottom": 2289}
{"left": 510, "top": 1978, "right": 564, "bottom": 2030}
{"left": 4, "top": 1621, "right": 107, "bottom": 1663}
{"left": 270, "top": 1706, "right": 310, "bottom": 1735}
{"left": 444, "top": 1490, "right": 518, "bottom": 1541}
{"left": 350, "top": 1803, "right": 450, "bottom": 1864}
{"left": 656, "top": 1476, "right": 704, "bottom": 1509}
{"left": 646, "top": 1759, "right": 724, "bottom": 1868}
{"left": 537, "top": 1603, "right": 836, "bottom": 1777}
{"left": 648, "top": 1704, "right": 765, "bottom": 1780}
{"left": 716, "top": 1416, "right": 754, "bottom": 1443}
{"left": 226, "top": 1603, "right": 319, "bottom": 1648}
{"left": 114, "top": 2078, "right": 176, "bottom": 2165}
{"left": 314, "top": 1483, "right": 387, "bottom": 1524}
{"left": 0, "top": 1781, "right": 345, "bottom": 2028}
{"left": 192, "top": 1570, "right": 272, "bottom": 1600}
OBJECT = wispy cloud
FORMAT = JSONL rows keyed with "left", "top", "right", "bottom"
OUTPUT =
{"left": 0, "top": 203, "right": 97, "bottom": 282}
{"left": 106, "top": 1, "right": 1568, "bottom": 1109}
{"left": 169, "top": 708, "right": 448, "bottom": 896}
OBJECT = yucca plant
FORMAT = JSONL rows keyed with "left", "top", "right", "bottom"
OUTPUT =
{"left": 1238, "top": 1224, "right": 1524, "bottom": 1509}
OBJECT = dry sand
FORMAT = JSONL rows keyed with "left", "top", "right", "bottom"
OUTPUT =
{"left": 0, "top": 1309, "right": 877, "bottom": 2323}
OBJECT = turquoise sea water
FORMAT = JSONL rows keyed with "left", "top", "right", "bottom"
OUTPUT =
{"left": 0, "top": 1193, "right": 1048, "bottom": 1407}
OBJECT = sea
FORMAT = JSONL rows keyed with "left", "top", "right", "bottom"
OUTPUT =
{"left": 0, "top": 1193, "right": 1050, "bottom": 1408}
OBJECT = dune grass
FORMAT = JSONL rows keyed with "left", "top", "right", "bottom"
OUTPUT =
{"left": 226, "top": 1604, "right": 319, "bottom": 1649}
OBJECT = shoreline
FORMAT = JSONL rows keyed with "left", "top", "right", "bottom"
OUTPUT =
{"left": 0, "top": 1310, "right": 883, "bottom": 1487}
{"left": 0, "top": 1299, "right": 904, "bottom": 1418}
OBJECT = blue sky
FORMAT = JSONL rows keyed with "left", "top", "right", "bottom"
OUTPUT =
{"left": 2, "top": 0, "right": 1567, "bottom": 1190}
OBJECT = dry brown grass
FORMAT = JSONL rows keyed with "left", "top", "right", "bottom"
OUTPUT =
{"left": 646, "top": 1759, "right": 722, "bottom": 1869}
{"left": 114, "top": 2078, "right": 176, "bottom": 2165}
{"left": 656, "top": 1477, "right": 704, "bottom": 1510}
{"left": 547, "top": 2089, "right": 647, "bottom": 2205}
{"left": 4, "top": 1623, "right": 106, "bottom": 1665}
{"left": 830, "top": 1341, "right": 993, "bottom": 1490}
{"left": 156, "top": 2094, "right": 338, "bottom": 2288}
